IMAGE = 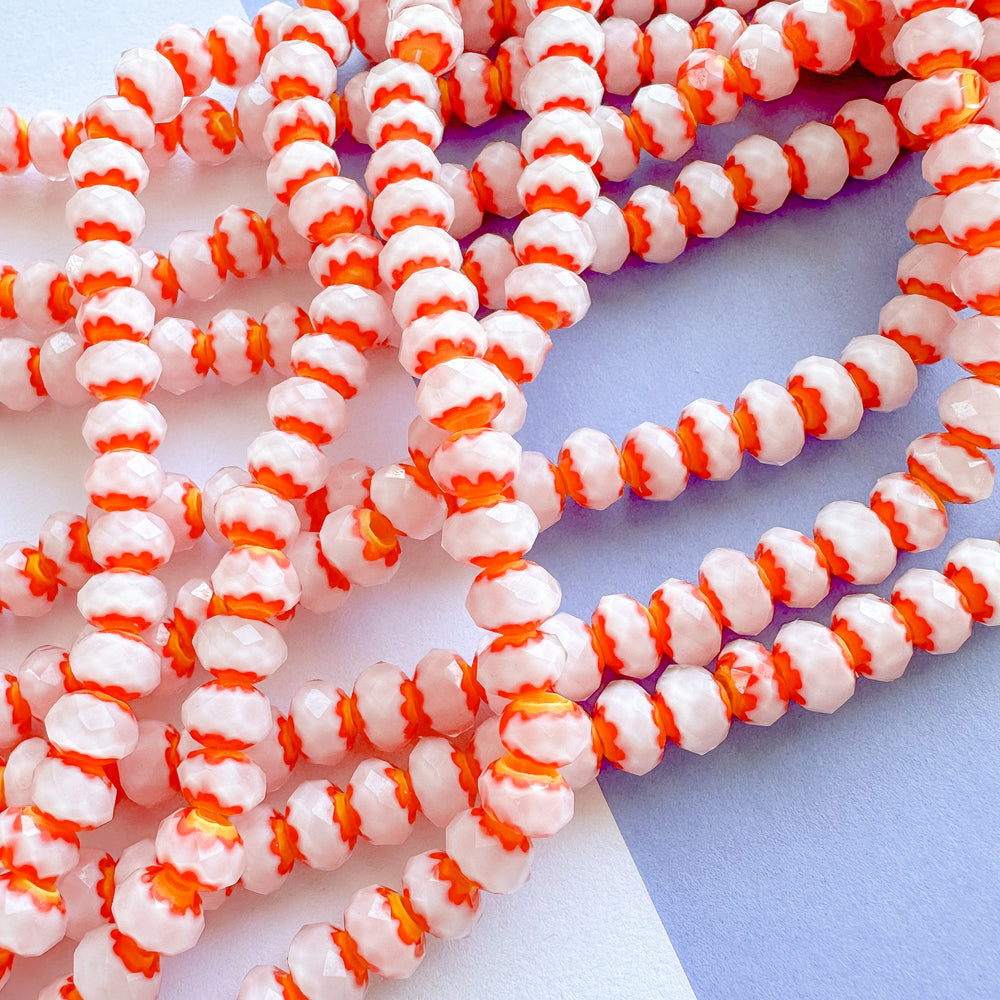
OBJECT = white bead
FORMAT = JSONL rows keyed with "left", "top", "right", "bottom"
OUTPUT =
{"left": 654, "top": 665, "right": 730, "bottom": 754}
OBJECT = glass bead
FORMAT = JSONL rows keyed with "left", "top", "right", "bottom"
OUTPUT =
{"left": 479, "top": 754, "right": 574, "bottom": 838}
{"left": 72, "top": 925, "right": 161, "bottom": 1000}
{"left": 733, "top": 378, "right": 806, "bottom": 464}
{"left": 592, "top": 679, "right": 665, "bottom": 775}
{"left": 285, "top": 779, "right": 355, "bottom": 870}
{"left": 906, "top": 431, "right": 995, "bottom": 503}
{"left": 111, "top": 865, "right": 204, "bottom": 956}
{"left": 755, "top": 526, "right": 830, "bottom": 607}
{"left": 891, "top": 567, "right": 973, "bottom": 653}
{"left": 286, "top": 923, "right": 368, "bottom": 999}
{"left": 591, "top": 593, "right": 660, "bottom": 679}
{"left": 630, "top": 84, "right": 697, "bottom": 160}
{"left": 772, "top": 620, "right": 856, "bottom": 713}
{"left": 407, "top": 737, "right": 477, "bottom": 828}
{"left": 725, "top": 134, "right": 792, "bottom": 214}
{"left": 714, "top": 639, "right": 788, "bottom": 726}
{"left": 654, "top": 664, "right": 730, "bottom": 754}
{"left": 945, "top": 536, "right": 1000, "bottom": 624}
{"left": 813, "top": 500, "right": 897, "bottom": 584}
{"left": 445, "top": 807, "right": 533, "bottom": 894}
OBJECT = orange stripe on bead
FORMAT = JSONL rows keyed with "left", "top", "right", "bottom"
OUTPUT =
{"left": 111, "top": 928, "right": 161, "bottom": 978}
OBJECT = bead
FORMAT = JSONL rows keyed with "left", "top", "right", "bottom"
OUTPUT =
{"left": 412, "top": 648, "right": 478, "bottom": 737}
{"left": 591, "top": 593, "right": 660, "bottom": 679}
{"left": 353, "top": 662, "right": 412, "bottom": 751}
{"left": 654, "top": 664, "right": 730, "bottom": 754}
{"left": 524, "top": 6, "right": 603, "bottom": 66}
{"left": 407, "top": 738, "right": 477, "bottom": 828}
{"left": 441, "top": 499, "right": 539, "bottom": 568}
{"left": 157, "top": 24, "right": 213, "bottom": 96}
{"left": 938, "top": 376, "right": 1000, "bottom": 448}
{"left": 369, "top": 464, "right": 447, "bottom": 540}
{"left": 66, "top": 240, "right": 143, "bottom": 297}
{"left": 168, "top": 231, "right": 225, "bottom": 302}
{"left": 13, "top": 260, "right": 76, "bottom": 335}
{"left": 906, "top": 431, "right": 995, "bottom": 503}
{"left": 68, "top": 137, "right": 148, "bottom": 193}
{"left": 213, "top": 483, "right": 300, "bottom": 550}
{"left": 893, "top": 8, "right": 984, "bottom": 78}
{"left": 676, "top": 398, "right": 743, "bottom": 480}
{"left": 366, "top": 100, "right": 444, "bottom": 150}
{"left": 72, "top": 925, "right": 161, "bottom": 1000}
{"left": 319, "top": 505, "right": 400, "bottom": 587}
{"left": 698, "top": 547, "right": 773, "bottom": 636}
{"left": 286, "top": 923, "right": 367, "bottom": 999}
{"left": 207, "top": 14, "right": 262, "bottom": 86}
{"left": 951, "top": 313, "right": 1000, "bottom": 381}
{"left": 262, "top": 96, "right": 337, "bottom": 153}
{"left": 391, "top": 267, "right": 477, "bottom": 328}
{"left": 556, "top": 427, "right": 624, "bottom": 510}
{"left": 755, "top": 526, "right": 830, "bottom": 608}
{"left": 466, "top": 561, "right": 561, "bottom": 633}
{"left": 288, "top": 176, "right": 368, "bottom": 245}
{"left": 642, "top": 14, "right": 696, "bottom": 84}
{"left": 84, "top": 96, "right": 154, "bottom": 152}
{"left": 0, "top": 872, "right": 66, "bottom": 956}
{"left": 620, "top": 421, "right": 689, "bottom": 500}
{"left": 18, "top": 646, "right": 69, "bottom": 721}
{"left": 292, "top": 333, "right": 368, "bottom": 395}
{"left": 945, "top": 537, "right": 1000, "bottom": 624}
{"left": 344, "top": 884, "right": 424, "bottom": 979}
{"left": 39, "top": 332, "right": 89, "bottom": 406}
{"left": 445, "top": 807, "right": 533, "bottom": 894}
{"left": 288, "top": 682, "right": 352, "bottom": 766}
{"left": 247, "top": 428, "right": 329, "bottom": 499}
{"left": 813, "top": 500, "right": 897, "bottom": 584}
{"left": 117, "top": 719, "right": 179, "bottom": 809}
{"left": 32, "top": 756, "right": 116, "bottom": 830}
{"left": 593, "top": 680, "right": 665, "bottom": 775}
{"left": 897, "top": 68, "right": 989, "bottom": 142}
{"left": 521, "top": 107, "right": 603, "bottom": 165}
{"left": 0, "top": 338, "right": 45, "bottom": 412}
{"left": 786, "top": 355, "right": 864, "bottom": 439}
{"left": 504, "top": 262, "right": 590, "bottom": 331}
{"left": 66, "top": 185, "right": 145, "bottom": 244}
{"left": 649, "top": 577, "right": 722, "bottom": 665}
{"left": 211, "top": 545, "right": 301, "bottom": 619}
{"left": 471, "top": 141, "right": 524, "bottom": 218}
{"left": 154, "top": 807, "right": 244, "bottom": 891}
{"left": 178, "top": 97, "right": 237, "bottom": 165}
{"left": 414, "top": 356, "right": 509, "bottom": 430}
{"left": 674, "top": 161, "right": 739, "bottom": 238}
{"left": 546, "top": 612, "right": 603, "bottom": 702}
{"left": 499, "top": 691, "right": 591, "bottom": 768}
{"left": 58, "top": 847, "right": 114, "bottom": 942}
{"left": 177, "top": 749, "right": 266, "bottom": 815}
{"left": 474, "top": 630, "right": 566, "bottom": 713}
{"left": 714, "top": 639, "right": 788, "bottom": 726}
{"left": 386, "top": 2, "right": 463, "bottom": 74}
{"left": 3, "top": 738, "right": 48, "bottom": 806}
{"left": 182, "top": 681, "right": 273, "bottom": 749}
{"left": 262, "top": 40, "right": 337, "bottom": 101}
{"left": 952, "top": 245, "right": 1000, "bottom": 312}
{"left": 45, "top": 690, "right": 138, "bottom": 761}
{"left": 630, "top": 86, "right": 696, "bottom": 165}
{"left": 772, "top": 620, "right": 856, "bottom": 713}
{"left": 116, "top": 48, "right": 184, "bottom": 123}
{"left": 840, "top": 334, "right": 919, "bottom": 412}
{"left": 784, "top": 121, "right": 850, "bottom": 200}
{"left": 879, "top": 293, "right": 957, "bottom": 364}
{"left": 519, "top": 56, "right": 604, "bottom": 117}
{"left": 870, "top": 472, "right": 949, "bottom": 552}
{"left": 26, "top": 109, "right": 78, "bottom": 180}
{"left": 0, "top": 807, "right": 79, "bottom": 881}
{"left": 833, "top": 98, "right": 900, "bottom": 181}
{"left": 69, "top": 629, "right": 160, "bottom": 699}
{"left": 782, "top": 0, "right": 856, "bottom": 74}
{"left": 731, "top": 24, "right": 799, "bottom": 100}
{"left": 725, "top": 134, "right": 793, "bottom": 214}
{"left": 676, "top": 50, "right": 742, "bottom": 125}
{"left": 512, "top": 450, "right": 564, "bottom": 531}
{"left": 893, "top": 567, "right": 974, "bottom": 654}
{"left": 479, "top": 755, "right": 574, "bottom": 838}
{"left": 733, "top": 378, "right": 806, "bottom": 465}
{"left": 111, "top": 866, "right": 204, "bottom": 956}
{"left": 922, "top": 124, "right": 1000, "bottom": 192}
{"left": 348, "top": 759, "right": 417, "bottom": 845}
{"left": 402, "top": 851, "right": 480, "bottom": 940}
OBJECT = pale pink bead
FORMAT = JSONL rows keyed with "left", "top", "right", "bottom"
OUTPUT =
{"left": 546, "top": 612, "right": 602, "bottom": 702}
{"left": 513, "top": 211, "right": 596, "bottom": 272}
{"left": 213, "top": 483, "right": 300, "bottom": 550}
{"left": 364, "top": 137, "right": 440, "bottom": 195}
{"left": 324, "top": 460, "right": 374, "bottom": 513}
{"left": 813, "top": 500, "right": 897, "bottom": 585}
{"left": 631, "top": 84, "right": 697, "bottom": 161}
{"left": 732, "top": 23, "right": 798, "bottom": 100}
{"left": 480, "top": 311, "right": 550, "bottom": 384}
{"left": 214, "top": 207, "right": 273, "bottom": 278}
{"left": 677, "top": 49, "right": 742, "bottom": 124}
{"left": 519, "top": 56, "right": 604, "bottom": 116}
{"left": 286, "top": 923, "right": 367, "bottom": 999}
{"left": 773, "top": 620, "right": 855, "bottom": 713}
{"left": 893, "top": 8, "right": 983, "bottom": 79}
{"left": 655, "top": 665, "right": 730, "bottom": 754}
{"left": 441, "top": 499, "right": 538, "bottom": 567}
{"left": 714, "top": 639, "right": 788, "bottom": 726}
{"left": 505, "top": 262, "right": 590, "bottom": 330}
{"left": 0, "top": 338, "right": 44, "bottom": 412}
{"left": 0, "top": 872, "right": 67, "bottom": 956}
{"left": 512, "top": 450, "right": 564, "bottom": 531}
{"left": 309, "top": 235, "right": 380, "bottom": 291}
{"left": 725, "top": 134, "right": 792, "bottom": 214}
{"left": 950, "top": 314, "right": 1000, "bottom": 380}
{"left": 288, "top": 175, "right": 368, "bottom": 245}
{"left": 182, "top": 681, "right": 273, "bottom": 748}
{"left": 466, "top": 560, "right": 561, "bottom": 632}
{"left": 233, "top": 807, "right": 290, "bottom": 895}
{"left": 0, "top": 807, "right": 79, "bottom": 880}
{"left": 202, "top": 467, "right": 252, "bottom": 544}
{"left": 784, "top": 122, "right": 849, "bottom": 200}
{"left": 117, "top": 719, "right": 178, "bottom": 808}
{"left": 238, "top": 966, "right": 295, "bottom": 1000}
{"left": 479, "top": 757, "right": 574, "bottom": 838}
{"left": 85, "top": 450, "right": 164, "bottom": 511}
{"left": 13, "top": 260, "right": 76, "bottom": 335}
{"left": 18, "top": 646, "right": 69, "bottom": 722}
{"left": 247, "top": 428, "right": 329, "bottom": 499}
{"left": 591, "top": 593, "right": 660, "bottom": 679}
{"left": 517, "top": 154, "right": 599, "bottom": 217}
{"left": 523, "top": 6, "right": 603, "bottom": 66}
{"left": 782, "top": 0, "right": 855, "bottom": 74}
{"left": 521, "top": 107, "right": 603, "bottom": 165}
{"left": 592, "top": 108, "right": 640, "bottom": 186}
{"left": 66, "top": 240, "right": 142, "bottom": 295}
{"left": 344, "top": 883, "right": 424, "bottom": 979}
{"left": 840, "top": 334, "right": 918, "bottom": 412}
{"left": 644, "top": 13, "right": 696, "bottom": 82}
{"left": 407, "top": 737, "right": 476, "bottom": 828}
{"left": 675, "top": 161, "right": 739, "bottom": 238}
{"left": 66, "top": 185, "right": 145, "bottom": 244}
{"left": 207, "top": 14, "right": 262, "bottom": 85}
{"left": 69, "top": 136, "right": 149, "bottom": 192}
{"left": 472, "top": 140, "right": 524, "bottom": 218}
{"left": 922, "top": 124, "right": 1000, "bottom": 193}
{"left": 288, "top": 682, "right": 351, "bottom": 766}
{"left": 907, "top": 192, "right": 947, "bottom": 242}
{"left": 348, "top": 759, "right": 415, "bottom": 846}
{"left": 392, "top": 268, "right": 477, "bottom": 328}
{"left": 463, "top": 235, "right": 517, "bottom": 312}
{"left": 88, "top": 507, "right": 171, "bottom": 571}
{"left": 898, "top": 70, "right": 989, "bottom": 144}
{"left": 268, "top": 376, "right": 348, "bottom": 446}
{"left": 952, "top": 247, "right": 1000, "bottom": 312}
{"left": 115, "top": 48, "right": 184, "bottom": 123}
{"left": 475, "top": 630, "right": 566, "bottom": 713}
{"left": 3, "top": 738, "right": 49, "bottom": 807}
{"left": 446, "top": 807, "right": 533, "bottom": 893}
{"left": 499, "top": 693, "right": 591, "bottom": 768}
{"left": 412, "top": 648, "right": 477, "bottom": 737}
{"left": 32, "top": 755, "right": 116, "bottom": 829}
{"left": 892, "top": 568, "right": 973, "bottom": 654}
{"left": 262, "top": 39, "right": 337, "bottom": 100}
{"left": 557, "top": 427, "right": 624, "bottom": 510}
{"left": 414, "top": 356, "right": 509, "bottom": 430}
{"left": 907, "top": 432, "right": 994, "bottom": 504}
{"left": 157, "top": 23, "right": 212, "bottom": 95}
{"left": 154, "top": 807, "right": 244, "bottom": 890}
{"left": 310, "top": 283, "right": 397, "bottom": 350}
{"left": 262, "top": 95, "right": 336, "bottom": 155}
{"left": 879, "top": 293, "right": 957, "bottom": 365}
{"left": 698, "top": 548, "right": 773, "bottom": 636}
{"left": 168, "top": 230, "right": 225, "bottom": 301}
{"left": 786, "top": 355, "right": 864, "bottom": 440}
{"left": 26, "top": 109, "right": 74, "bottom": 180}
{"left": 0, "top": 542, "right": 57, "bottom": 617}
{"left": 73, "top": 925, "right": 162, "bottom": 1000}
{"left": 176, "top": 95, "right": 239, "bottom": 164}
{"left": 177, "top": 750, "right": 266, "bottom": 815}
{"left": 402, "top": 851, "right": 480, "bottom": 940}
{"left": 278, "top": 7, "right": 351, "bottom": 64}
{"left": 112, "top": 866, "right": 204, "bottom": 955}
{"left": 449, "top": 52, "right": 501, "bottom": 127}
{"left": 319, "top": 505, "right": 400, "bottom": 587}
{"left": 431, "top": 429, "right": 520, "bottom": 499}
{"left": 939, "top": 377, "right": 1000, "bottom": 450}
{"left": 946, "top": 537, "right": 1000, "bottom": 624}
{"left": 755, "top": 526, "right": 830, "bottom": 608}
{"left": 75, "top": 286, "right": 155, "bottom": 345}
{"left": 380, "top": 226, "right": 461, "bottom": 290}
{"left": 367, "top": 100, "right": 444, "bottom": 150}
{"left": 649, "top": 577, "right": 722, "bottom": 665}
{"left": 734, "top": 378, "right": 805, "bottom": 465}
{"left": 292, "top": 332, "right": 368, "bottom": 395}
{"left": 211, "top": 544, "right": 301, "bottom": 618}
{"left": 593, "top": 680, "right": 665, "bottom": 775}
{"left": 45, "top": 690, "right": 138, "bottom": 761}
{"left": 697, "top": 6, "right": 748, "bottom": 53}
{"left": 37, "top": 332, "right": 88, "bottom": 406}
{"left": 370, "top": 464, "right": 447, "bottom": 540}
{"left": 353, "top": 661, "right": 410, "bottom": 751}
{"left": 834, "top": 98, "right": 900, "bottom": 180}
{"left": 677, "top": 398, "right": 743, "bottom": 480}
{"left": 69, "top": 629, "right": 160, "bottom": 698}
{"left": 147, "top": 318, "right": 204, "bottom": 395}
{"left": 82, "top": 397, "right": 165, "bottom": 454}
{"left": 58, "top": 847, "right": 113, "bottom": 942}
{"left": 619, "top": 422, "right": 687, "bottom": 500}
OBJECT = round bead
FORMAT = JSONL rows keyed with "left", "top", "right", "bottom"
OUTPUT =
{"left": 725, "top": 134, "right": 792, "bottom": 214}
{"left": 813, "top": 500, "right": 897, "bottom": 585}
{"left": 733, "top": 378, "right": 806, "bottom": 465}
{"left": 466, "top": 561, "right": 561, "bottom": 633}
{"left": 402, "top": 851, "right": 480, "bottom": 940}
{"left": 211, "top": 546, "right": 301, "bottom": 619}
{"left": 945, "top": 537, "right": 1000, "bottom": 624}
{"left": 591, "top": 593, "right": 660, "bottom": 679}
{"left": 286, "top": 923, "right": 367, "bottom": 999}
{"left": 755, "top": 526, "right": 830, "bottom": 608}
{"left": 786, "top": 355, "right": 864, "bottom": 440}
{"left": 344, "top": 884, "right": 424, "bottom": 979}
{"left": 772, "top": 620, "right": 856, "bottom": 713}
{"left": 348, "top": 759, "right": 416, "bottom": 846}
{"left": 319, "top": 505, "right": 400, "bottom": 587}
{"left": 72, "top": 925, "right": 162, "bottom": 1000}
{"left": 111, "top": 866, "right": 204, "bottom": 956}
{"left": 676, "top": 399, "right": 743, "bottom": 480}
{"left": 906, "top": 432, "right": 995, "bottom": 504}
{"left": 831, "top": 594, "right": 912, "bottom": 682}
{"left": 649, "top": 577, "right": 723, "bottom": 666}
{"left": 714, "top": 639, "right": 788, "bottom": 726}
{"left": 445, "top": 807, "right": 533, "bottom": 894}
{"left": 869, "top": 472, "right": 949, "bottom": 552}
{"left": 654, "top": 664, "right": 730, "bottom": 754}
{"left": 891, "top": 568, "right": 973, "bottom": 654}
{"left": 840, "top": 334, "right": 918, "bottom": 411}
{"left": 630, "top": 84, "right": 697, "bottom": 160}
{"left": 592, "top": 680, "right": 665, "bottom": 776}
{"left": 478, "top": 755, "right": 574, "bottom": 838}
{"left": 45, "top": 690, "right": 138, "bottom": 761}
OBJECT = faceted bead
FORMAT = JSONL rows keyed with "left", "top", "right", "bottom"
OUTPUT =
{"left": 26, "top": 109, "right": 77, "bottom": 181}
{"left": 557, "top": 427, "right": 624, "bottom": 510}
{"left": 414, "top": 356, "right": 509, "bottom": 430}
{"left": 714, "top": 639, "right": 788, "bottom": 726}
{"left": 952, "top": 246, "right": 1000, "bottom": 312}
{"left": 505, "top": 262, "right": 590, "bottom": 331}
{"left": 676, "top": 50, "right": 742, "bottom": 125}
{"left": 591, "top": 593, "right": 660, "bottom": 679}
{"left": 157, "top": 23, "right": 213, "bottom": 96}
{"left": 521, "top": 107, "right": 603, "bottom": 165}
{"left": 782, "top": 0, "right": 856, "bottom": 74}
{"left": 344, "top": 884, "right": 424, "bottom": 979}
{"left": 731, "top": 24, "right": 798, "bottom": 100}
{"left": 893, "top": 8, "right": 984, "bottom": 79}
{"left": 0, "top": 873, "right": 66, "bottom": 956}
{"left": 870, "top": 472, "right": 949, "bottom": 551}
{"left": 518, "top": 56, "right": 604, "bottom": 116}
{"left": 288, "top": 682, "right": 352, "bottom": 765}
{"left": 286, "top": 923, "right": 368, "bottom": 999}
{"left": 786, "top": 355, "right": 864, "bottom": 440}
{"left": 449, "top": 52, "right": 503, "bottom": 127}
{"left": 592, "top": 680, "right": 665, "bottom": 775}
{"left": 4, "top": 738, "right": 49, "bottom": 807}
{"left": 620, "top": 421, "right": 688, "bottom": 500}
{"left": 32, "top": 756, "right": 116, "bottom": 830}
{"left": 474, "top": 630, "right": 566, "bottom": 713}
{"left": 117, "top": 719, "right": 179, "bottom": 808}
{"left": 813, "top": 500, "right": 897, "bottom": 584}
{"left": 950, "top": 314, "right": 1000, "bottom": 381}
{"left": 499, "top": 691, "right": 591, "bottom": 768}
{"left": 366, "top": 100, "right": 444, "bottom": 150}
{"left": 642, "top": 13, "right": 695, "bottom": 84}
{"left": 546, "top": 612, "right": 603, "bottom": 702}
{"left": 891, "top": 568, "right": 973, "bottom": 654}
{"left": 348, "top": 759, "right": 417, "bottom": 846}
{"left": 116, "top": 48, "right": 184, "bottom": 123}
{"left": 512, "top": 450, "right": 564, "bottom": 531}
{"left": 154, "top": 807, "right": 244, "bottom": 891}
{"left": 45, "top": 690, "right": 138, "bottom": 762}
{"left": 897, "top": 69, "right": 989, "bottom": 143}
{"left": 922, "top": 123, "right": 1000, "bottom": 193}
{"left": 292, "top": 331, "right": 368, "bottom": 394}
{"left": 59, "top": 847, "right": 114, "bottom": 942}
{"left": 39, "top": 332, "right": 89, "bottom": 407}
{"left": 478, "top": 755, "right": 574, "bottom": 838}
{"left": 466, "top": 560, "right": 561, "bottom": 634}
{"left": 772, "top": 620, "right": 856, "bottom": 713}
{"left": 72, "top": 925, "right": 161, "bottom": 1000}
{"left": 654, "top": 664, "right": 730, "bottom": 754}
{"left": 441, "top": 499, "right": 538, "bottom": 568}
{"left": 66, "top": 185, "right": 145, "bottom": 245}
{"left": 699, "top": 548, "right": 773, "bottom": 635}
{"left": 471, "top": 141, "right": 524, "bottom": 218}
{"left": 386, "top": 2, "right": 463, "bottom": 74}
{"left": 11, "top": 260, "right": 75, "bottom": 336}
{"left": 840, "top": 333, "right": 918, "bottom": 411}
{"left": 412, "top": 648, "right": 478, "bottom": 737}
{"left": 674, "top": 161, "right": 739, "bottom": 238}
{"left": 178, "top": 97, "right": 238, "bottom": 165}
{"left": 906, "top": 432, "right": 994, "bottom": 503}
{"left": 513, "top": 211, "right": 596, "bottom": 272}
{"left": 879, "top": 293, "right": 957, "bottom": 364}
{"left": 69, "top": 629, "right": 160, "bottom": 699}
{"left": 724, "top": 134, "right": 792, "bottom": 214}
{"left": 945, "top": 537, "right": 1000, "bottom": 624}
{"left": 676, "top": 398, "right": 743, "bottom": 480}
{"left": 319, "top": 505, "right": 400, "bottom": 587}
{"left": 182, "top": 681, "right": 273, "bottom": 749}
{"left": 85, "top": 450, "right": 165, "bottom": 511}
{"left": 784, "top": 122, "right": 850, "bottom": 200}
{"left": 630, "top": 84, "right": 697, "bottom": 160}
{"left": 445, "top": 807, "right": 533, "bottom": 893}
{"left": 733, "top": 378, "right": 806, "bottom": 466}
{"left": 591, "top": 109, "right": 640, "bottom": 186}
{"left": 247, "top": 428, "right": 329, "bottom": 499}
{"left": 481, "top": 310, "right": 550, "bottom": 384}
{"left": 407, "top": 737, "right": 477, "bottom": 829}
{"left": 177, "top": 749, "right": 267, "bottom": 815}
{"left": 69, "top": 137, "right": 148, "bottom": 193}
{"left": 111, "top": 866, "right": 204, "bottom": 956}
{"left": 648, "top": 578, "right": 722, "bottom": 665}
{"left": 75, "top": 340, "right": 162, "bottom": 400}
{"left": 463, "top": 235, "right": 518, "bottom": 312}
{"left": 353, "top": 661, "right": 412, "bottom": 751}
{"left": 523, "top": 6, "right": 604, "bottom": 66}
{"left": 233, "top": 807, "right": 293, "bottom": 896}
{"left": 211, "top": 546, "right": 300, "bottom": 620}
{"left": 755, "top": 526, "right": 831, "bottom": 608}
{"left": 0, "top": 806, "right": 80, "bottom": 881}
{"left": 402, "top": 851, "right": 480, "bottom": 940}
{"left": 18, "top": 645, "right": 69, "bottom": 721}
